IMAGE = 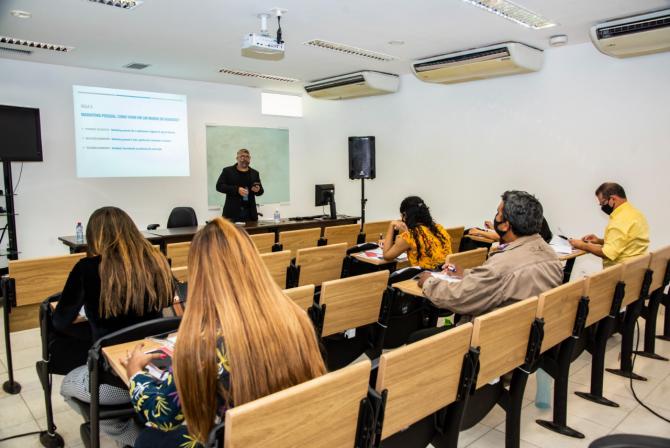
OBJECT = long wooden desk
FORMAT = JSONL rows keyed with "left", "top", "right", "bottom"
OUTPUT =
{"left": 59, "top": 231, "right": 164, "bottom": 254}
{"left": 58, "top": 215, "right": 359, "bottom": 253}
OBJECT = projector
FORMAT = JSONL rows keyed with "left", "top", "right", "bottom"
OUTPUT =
{"left": 242, "top": 33, "right": 285, "bottom": 55}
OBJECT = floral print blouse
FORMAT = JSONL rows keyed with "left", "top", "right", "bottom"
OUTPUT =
{"left": 400, "top": 223, "right": 452, "bottom": 269}
{"left": 129, "top": 340, "right": 231, "bottom": 447}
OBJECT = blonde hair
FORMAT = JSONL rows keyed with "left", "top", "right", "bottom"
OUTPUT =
{"left": 86, "top": 206, "right": 173, "bottom": 318}
{"left": 173, "top": 218, "right": 326, "bottom": 443}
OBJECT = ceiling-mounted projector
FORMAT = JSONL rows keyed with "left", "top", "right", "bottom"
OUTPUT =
{"left": 242, "top": 9, "right": 286, "bottom": 60}
{"left": 242, "top": 33, "right": 284, "bottom": 55}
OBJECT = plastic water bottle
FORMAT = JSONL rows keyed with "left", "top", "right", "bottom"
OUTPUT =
{"left": 273, "top": 209, "right": 281, "bottom": 223}
{"left": 535, "top": 368, "right": 552, "bottom": 409}
{"left": 75, "top": 222, "right": 84, "bottom": 244}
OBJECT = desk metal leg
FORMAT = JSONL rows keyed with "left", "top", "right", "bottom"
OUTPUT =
{"left": 606, "top": 300, "right": 647, "bottom": 381}
{"left": 2, "top": 294, "right": 21, "bottom": 394}
{"left": 635, "top": 290, "right": 669, "bottom": 361}
{"left": 562, "top": 258, "right": 576, "bottom": 284}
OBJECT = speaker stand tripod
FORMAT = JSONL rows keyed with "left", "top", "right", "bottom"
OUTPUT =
{"left": 360, "top": 179, "right": 367, "bottom": 227}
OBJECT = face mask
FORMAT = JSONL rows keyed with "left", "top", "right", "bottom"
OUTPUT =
{"left": 600, "top": 200, "right": 614, "bottom": 215}
{"left": 493, "top": 217, "right": 508, "bottom": 238}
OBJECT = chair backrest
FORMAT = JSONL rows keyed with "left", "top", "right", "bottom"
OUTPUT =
{"left": 295, "top": 243, "right": 347, "bottom": 287}
{"left": 283, "top": 285, "right": 315, "bottom": 312}
{"left": 621, "top": 254, "right": 652, "bottom": 307}
{"left": 537, "top": 279, "right": 587, "bottom": 354}
{"left": 166, "top": 242, "right": 190, "bottom": 269}
{"left": 319, "top": 270, "right": 389, "bottom": 337}
{"left": 223, "top": 359, "right": 371, "bottom": 448}
{"left": 323, "top": 224, "right": 360, "bottom": 247}
{"left": 375, "top": 323, "right": 473, "bottom": 440}
{"left": 167, "top": 206, "right": 198, "bottom": 228}
{"left": 363, "top": 220, "right": 391, "bottom": 243}
{"left": 8, "top": 253, "right": 86, "bottom": 307}
{"left": 249, "top": 233, "right": 275, "bottom": 254}
{"left": 279, "top": 228, "right": 322, "bottom": 258}
{"left": 648, "top": 245, "right": 670, "bottom": 292}
{"left": 445, "top": 226, "right": 465, "bottom": 254}
{"left": 445, "top": 247, "right": 488, "bottom": 270}
{"left": 472, "top": 297, "right": 539, "bottom": 388}
{"left": 260, "top": 250, "right": 292, "bottom": 289}
{"left": 171, "top": 266, "right": 188, "bottom": 283}
{"left": 584, "top": 264, "right": 624, "bottom": 328}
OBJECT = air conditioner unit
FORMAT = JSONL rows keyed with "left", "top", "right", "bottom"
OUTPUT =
{"left": 411, "top": 42, "right": 543, "bottom": 85}
{"left": 590, "top": 9, "right": 670, "bottom": 58}
{"left": 304, "top": 71, "right": 399, "bottom": 100}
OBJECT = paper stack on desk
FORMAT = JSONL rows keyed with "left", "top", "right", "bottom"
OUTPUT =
{"left": 361, "top": 247, "right": 408, "bottom": 261}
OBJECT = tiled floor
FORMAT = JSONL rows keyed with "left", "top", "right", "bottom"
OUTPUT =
{"left": 1, "top": 308, "right": 669, "bottom": 447}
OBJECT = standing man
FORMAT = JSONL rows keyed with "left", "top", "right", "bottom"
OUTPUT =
{"left": 569, "top": 182, "right": 649, "bottom": 267}
{"left": 216, "top": 148, "right": 264, "bottom": 222}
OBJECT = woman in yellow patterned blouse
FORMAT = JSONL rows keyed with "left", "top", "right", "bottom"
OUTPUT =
{"left": 382, "top": 196, "right": 452, "bottom": 269}
{"left": 122, "top": 218, "right": 327, "bottom": 447}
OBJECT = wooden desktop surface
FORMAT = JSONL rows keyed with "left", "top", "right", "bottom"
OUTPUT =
{"left": 59, "top": 216, "right": 359, "bottom": 252}
{"left": 59, "top": 231, "right": 163, "bottom": 253}
{"left": 102, "top": 338, "right": 164, "bottom": 387}
{"left": 393, "top": 278, "right": 425, "bottom": 298}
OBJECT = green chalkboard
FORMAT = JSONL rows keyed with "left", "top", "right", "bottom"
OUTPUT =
{"left": 206, "top": 126, "right": 290, "bottom": 207}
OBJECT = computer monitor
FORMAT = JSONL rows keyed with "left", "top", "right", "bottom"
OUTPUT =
{"left": 315, "top": 184, "right": 337, "bottom": 219}
{"left": 0, "top": 105, "right": 43, "bottom": 162}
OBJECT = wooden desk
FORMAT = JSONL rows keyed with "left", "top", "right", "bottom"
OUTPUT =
{"left": 59, "top": 231, "right": 165, "bottom": 254}
{"left": 559, "top": 249, "right": 586, "bottom": 262}
{"left": 393, "top": 279, "right": 425, "bottom": 298}
{"left": 59, "top": 216, "right": 359, "bottom": 253}
{"left": 102, "top": 338, "right": 163, "bottom": 387}
{"left": 559, "top": 249, "right": 586, "bottom": 284}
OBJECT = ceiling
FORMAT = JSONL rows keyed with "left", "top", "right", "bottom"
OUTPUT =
{"left": 1, "top": 0, "right": 668, "bottom": 92}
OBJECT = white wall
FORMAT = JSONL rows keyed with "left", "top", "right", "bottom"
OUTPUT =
{"left": 0, "top": 58, "right": 317, "bottom": 259}
{"left": 300, "top": 43, "right": 670, "bottom": 275}
{"left": 1, "top": 42, "right": 669, "bottom": 277}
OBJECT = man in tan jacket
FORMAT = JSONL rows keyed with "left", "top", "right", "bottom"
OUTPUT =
{"left": 418, "top": 190, "right": 563, "bottom": 320}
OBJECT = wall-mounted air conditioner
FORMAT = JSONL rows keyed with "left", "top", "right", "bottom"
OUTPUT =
{"left": 411, "top": 42, "right": 543, "bottom": 84}
{"left": 590, "top": 9, "right": 670, "bottom": 58}
{"left": 304, "top": 71, "right": 399, "bottom": 100}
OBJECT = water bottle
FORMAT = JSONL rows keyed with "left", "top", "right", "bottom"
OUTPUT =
{"left": 75, "top": 222, "right": 84, "bottom": 244}
{"left": 535, "top": 368, "right": 552, "bottom": 409}
{"left": 273, "top": 209, "right": 281, "bottom": 223}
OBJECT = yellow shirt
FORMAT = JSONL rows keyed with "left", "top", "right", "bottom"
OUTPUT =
{"left": 602, "top": 201, "right": 649, "bottom": 267}
{"left": 400, "top": 223, "right": 452, "bottom": 269}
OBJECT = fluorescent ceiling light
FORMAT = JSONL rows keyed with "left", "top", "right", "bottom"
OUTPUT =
{"left": 0, "top": 35, "right": 74, "bottom": 52}
{"left": 219, "top": 68, "right": 299, "bottom": 83}
{"left": 87, "top": 0, "right": 143, "bottom": 10}
{"left": 303, "top": 39, "right": 398, "bottom": 61}
{"left": 462, "top": 0, "right": 557, "bottom": 29}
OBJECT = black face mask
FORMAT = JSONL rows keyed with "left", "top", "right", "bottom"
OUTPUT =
{"left": 493, "top": 217, "right": 508, "bottom": 238}
{"left": 601, "top": 201, "right": 614, "bottom": 216}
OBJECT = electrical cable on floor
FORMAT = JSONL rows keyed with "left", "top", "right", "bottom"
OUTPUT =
{"left": 0, "top": 430, "right": 42, "bottom": 442}
{"left": 629, "top": 319, "right": 670, "bottom": 423}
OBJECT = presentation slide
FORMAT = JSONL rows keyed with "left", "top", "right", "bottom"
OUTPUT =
{"left": 73, "top": 85, "right": 189, "bottom": 177}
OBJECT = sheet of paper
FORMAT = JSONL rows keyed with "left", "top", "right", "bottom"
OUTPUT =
{"left": 549, "top": 235, "right": 573, "bottom": 254}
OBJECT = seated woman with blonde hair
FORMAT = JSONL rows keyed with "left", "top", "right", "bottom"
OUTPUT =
{"left": 56, "top": 206, "right": 174, "bottom": 446}
{"left": 123, "top": 217, "right": 327, "bottom": 447}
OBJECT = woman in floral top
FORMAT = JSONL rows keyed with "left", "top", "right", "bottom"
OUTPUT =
{"left": 382, "top": 196, "right": 452, "bottom": 269}
{"left": 121, "top": 218, "right": 327, "bottom": 447}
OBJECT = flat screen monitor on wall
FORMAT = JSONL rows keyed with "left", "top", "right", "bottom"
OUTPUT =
{"left": 0, "top": 105, "right": 43, "bottom": 162}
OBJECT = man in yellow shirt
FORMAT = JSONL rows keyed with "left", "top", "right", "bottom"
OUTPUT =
{"left": 570, "top": 182, "right": 649, "bottom": 267}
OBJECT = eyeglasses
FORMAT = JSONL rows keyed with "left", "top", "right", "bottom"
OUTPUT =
{"left": 598, "top": 197, "right": 611, "bottom": 206}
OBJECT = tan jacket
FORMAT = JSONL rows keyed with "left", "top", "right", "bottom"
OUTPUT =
{"left": 422, "top": 234, "right": 563, "bottom": 319}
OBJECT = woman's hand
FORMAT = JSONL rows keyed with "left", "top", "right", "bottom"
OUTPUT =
{"left": 120, "top": 343, "right": 164, "bottom": 378}
{"left": 391, "top": 220, "right": 407, "bottom": 232}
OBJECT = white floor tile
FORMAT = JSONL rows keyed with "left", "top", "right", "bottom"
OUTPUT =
{"left": 455, "top": 423, "right": 492, "bottom": 447}
{"left": 0, "top": 394, "right": 38, "bottom": 428}
{"left": 0, "top": 420, "right": 42, "bottom": 448}
{"left": 566, "top": 381, "right": 639, "bottom": 430}
{"left": 497, "top": 400, "right": 612, "bottom": 448}
{"left": 612, "top": 405, "right": 670, "bottom": 438}
{"left": 466, "top": 429, "right": 541, "bottom": 448}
